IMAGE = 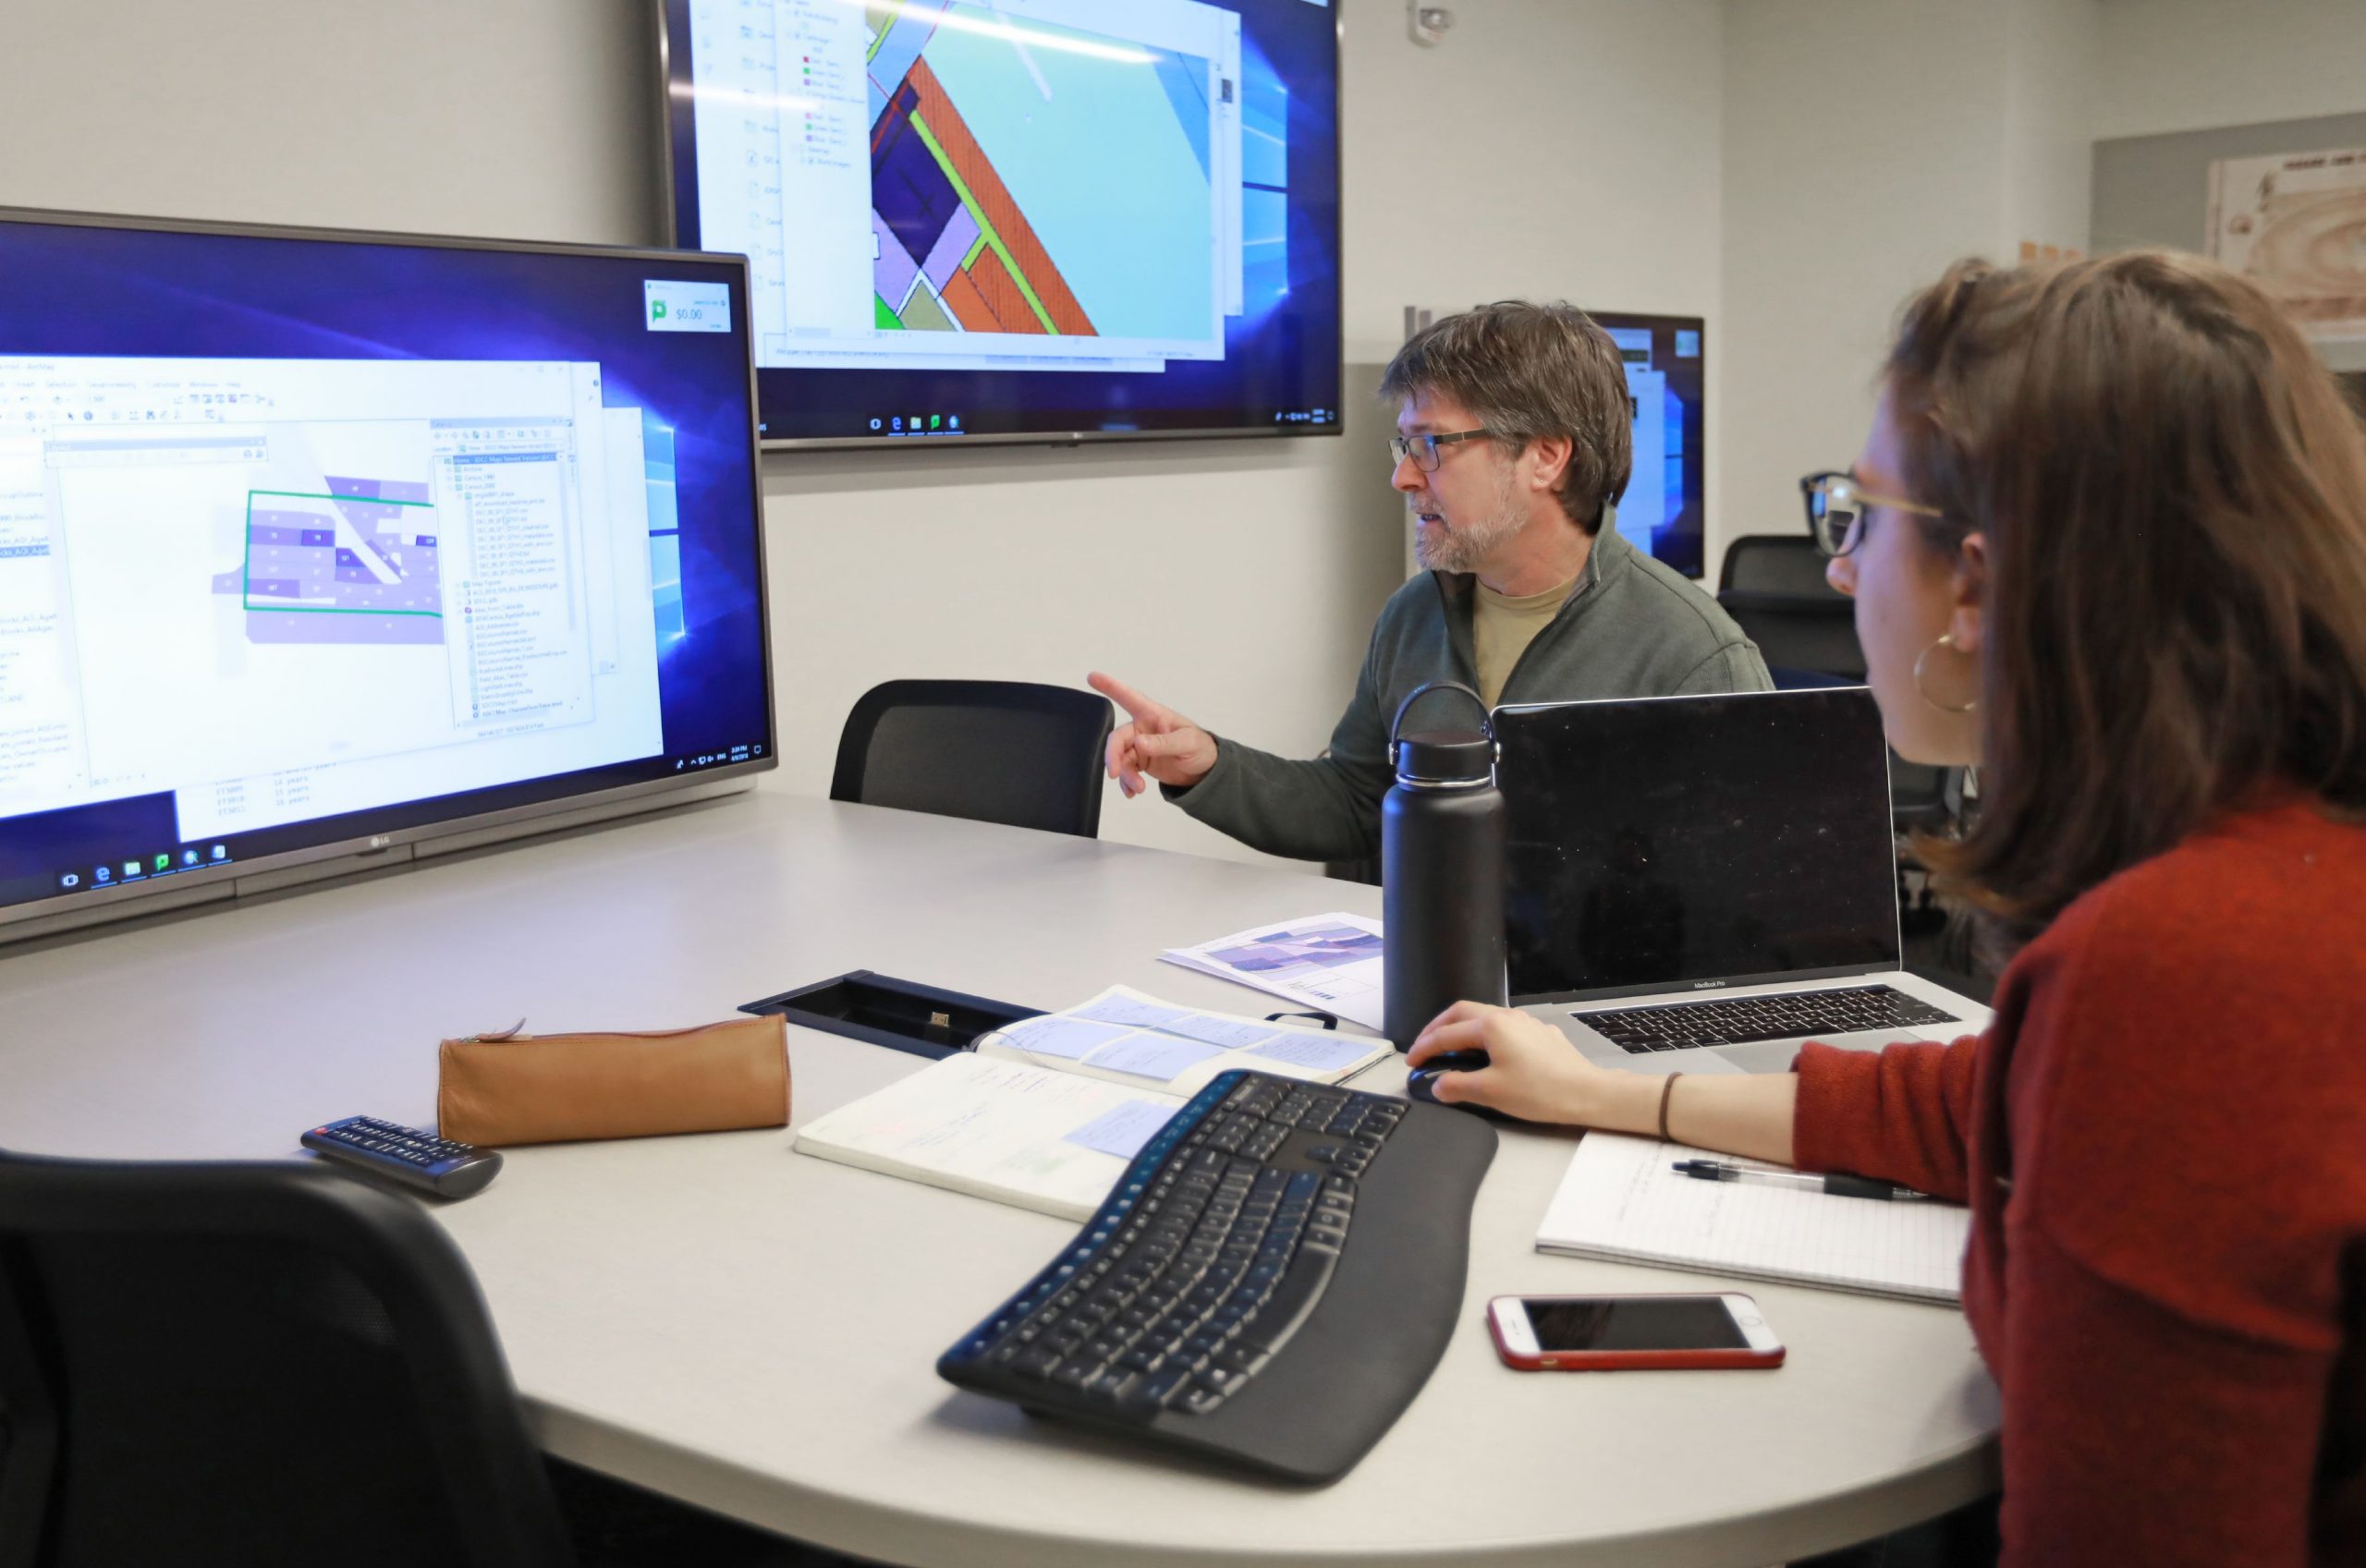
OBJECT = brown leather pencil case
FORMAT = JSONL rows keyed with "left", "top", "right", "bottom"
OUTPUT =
{"left": 436, "top": 1015, "right": 789, "bottom": 1147}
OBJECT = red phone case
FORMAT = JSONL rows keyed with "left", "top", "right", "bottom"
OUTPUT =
{"left": 1486, "top": 1295, "right": 1787, "bottom": 1371}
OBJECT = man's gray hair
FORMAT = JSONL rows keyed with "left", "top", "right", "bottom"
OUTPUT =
{"left": 1380, "top": 301, "right": 1634, "bottom": 536}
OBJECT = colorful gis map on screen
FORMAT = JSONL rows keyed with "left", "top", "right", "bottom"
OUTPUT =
{"left": 864, "top": 1, "right": 1218, "bottom": 346}
{"left": 211, "top": 479, "right": 443, "bottom": 646}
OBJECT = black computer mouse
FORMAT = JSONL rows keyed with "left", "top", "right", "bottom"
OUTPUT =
{"left": 1405, "top": 1049, "right": 1491, "bottom": 1105}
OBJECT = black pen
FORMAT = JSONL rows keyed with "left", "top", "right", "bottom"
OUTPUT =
{"left": 1671, "top": 1159, "right": 1929, "bottom": 1202}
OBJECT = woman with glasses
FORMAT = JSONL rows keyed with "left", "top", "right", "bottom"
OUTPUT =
{"left": 1411, "top": 251, "right": 2366, "bottom": 1565}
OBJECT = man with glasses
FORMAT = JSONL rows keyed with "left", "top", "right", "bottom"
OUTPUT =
{"left": 1091, "top": 300, "right": 1770, "bottom": 871}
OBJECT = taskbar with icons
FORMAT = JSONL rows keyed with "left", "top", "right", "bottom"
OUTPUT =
{"left": 58, "top": 843, "right": 234, "bottom": 895}
{"left": 49, "top": 746, "right": 771, "bottom": 893}
{"left": 866, "top": 414, "right": 965, "bottom": 437}
{"left": 671, "top": 740, "right": 766, "bottom": 773}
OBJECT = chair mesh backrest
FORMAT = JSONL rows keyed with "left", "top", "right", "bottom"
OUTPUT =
{"left": 1721, "top": 535, "right": 1842, "bottom": 596}
{"left": 0, "top": 1159, "right": 568, "bottom": 1568}
{"left": 833, "top": 681, "right": 1115, "bottom": 838}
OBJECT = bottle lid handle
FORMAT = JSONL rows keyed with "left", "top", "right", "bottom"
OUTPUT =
{"left": 1388, "top": 680, "right": 1494, "bottom": 769}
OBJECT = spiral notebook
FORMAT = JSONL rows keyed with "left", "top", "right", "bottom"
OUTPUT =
{"left": 1534, "top": 1133, "right": 1970, "bottom": 1304}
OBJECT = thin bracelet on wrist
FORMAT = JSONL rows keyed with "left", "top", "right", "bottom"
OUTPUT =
{"left": 1657, "top": 1072, "right": 1684, "bottom": 1141}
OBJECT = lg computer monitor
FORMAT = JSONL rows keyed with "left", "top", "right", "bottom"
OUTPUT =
{"left": 659, "top": 0, "right": 1344, "bottom": 448}
{"left": 1590, "top": 310, "right": 1706, "bottom": 579}
{"left": 0, "top": 208, "right": 774, "bottom": 942}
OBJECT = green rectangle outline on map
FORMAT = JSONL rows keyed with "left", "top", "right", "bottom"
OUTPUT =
{"left": 241, "top": 488, "right": 442, "bottom": 617}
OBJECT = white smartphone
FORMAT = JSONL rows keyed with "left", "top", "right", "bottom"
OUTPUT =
{"left": 1487, "top": 1293, "right": 1786, "bottom": 1370}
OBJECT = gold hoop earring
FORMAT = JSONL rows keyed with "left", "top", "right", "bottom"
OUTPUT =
{"left": 1912, "top": 634, "right": 1979, "bottom": 715}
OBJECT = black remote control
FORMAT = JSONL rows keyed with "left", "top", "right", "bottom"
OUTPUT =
{"left": 300, "top": 1115, "right": 503, "bottom": 1199}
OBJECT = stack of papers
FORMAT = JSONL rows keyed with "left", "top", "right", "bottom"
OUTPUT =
{"left": 1161, "top": 913, "right": 1385, "bottom": 1032}
{"left": 985, "top": 983, "right": 1383, "bottom": 1088}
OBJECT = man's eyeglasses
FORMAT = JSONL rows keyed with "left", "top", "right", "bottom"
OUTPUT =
{"left": 1389, "top": 428, "right": 1496, "bottom": 473}
{"left": 1800, "top": 469, "right": 1943, "bottom": 557}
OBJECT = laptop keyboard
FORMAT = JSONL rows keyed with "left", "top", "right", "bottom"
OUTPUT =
{"left": 1573, "top": 983, "right": 1962, "bottom": 1052}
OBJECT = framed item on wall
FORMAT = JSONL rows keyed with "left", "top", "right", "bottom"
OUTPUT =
{"left": 2207, "top": 146, "right": 2366, "bottom": 346}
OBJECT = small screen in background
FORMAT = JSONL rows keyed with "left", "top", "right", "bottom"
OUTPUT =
{"left": 1591, "top": 310, "right": 1706, "bottom": 578}
{"left": 1524, "top": 1297, "right": 1747, "bottom": 1353}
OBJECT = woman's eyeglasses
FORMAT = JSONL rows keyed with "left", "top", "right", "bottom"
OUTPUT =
{"left": 1799, "top": 469, "right": 1943, "bottom": 557}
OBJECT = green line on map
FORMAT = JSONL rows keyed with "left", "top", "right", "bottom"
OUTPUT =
{"left": 241, "top": 489, "right": 443, "bottom": 617}
{"left": 909, "top": 110, "right": 1057, "bottom": 334}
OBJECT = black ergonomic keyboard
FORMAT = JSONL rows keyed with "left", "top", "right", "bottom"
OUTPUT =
{"left": 936, "top": 1069, "right": 1496, "bottom": 1483}
{"left": 1574, "top": 982, "right": 1962, "bottom": 1053}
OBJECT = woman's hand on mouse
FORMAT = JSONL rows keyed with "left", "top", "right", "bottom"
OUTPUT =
{"left": 1407, "top": 1002, "right": 1659, "bottom": 1130}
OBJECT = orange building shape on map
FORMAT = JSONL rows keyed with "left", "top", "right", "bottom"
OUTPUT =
{"left": 885, "top": 55, "right": 1097, "bottom": 337}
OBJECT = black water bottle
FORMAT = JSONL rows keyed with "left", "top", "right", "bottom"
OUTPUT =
{"left": 1381, "top": 682, "right": 1506, "bottom": 1051}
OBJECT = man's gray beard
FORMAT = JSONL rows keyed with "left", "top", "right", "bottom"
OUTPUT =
{"left": 1412, "top": 461, "right": 1523, "bottom": 574}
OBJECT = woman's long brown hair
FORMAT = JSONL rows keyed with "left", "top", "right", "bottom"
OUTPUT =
{"left": 1885, "top": 251, "right": 2366, "bottom": 945}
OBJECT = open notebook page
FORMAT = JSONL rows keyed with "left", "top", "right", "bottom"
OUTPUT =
{"left": 793, "top": 1054, "right": 1183, "bottom": 1220}
{"left": 1534, "top": 1132, "right": 1970, "bottom": 1304}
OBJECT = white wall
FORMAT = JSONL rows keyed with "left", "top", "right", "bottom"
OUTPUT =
{"left": 1718, "top": 0, "right": 2100, "bottom": 555}
{"left": 2003, "top": 0, "right": 2104, "bottom": 252}
{"left": 0, "top": 0, "right": 1730, "bottom": 870}
{"left": 3, "top": 0, "right": 662, "bottom": 247}
{"left": 1340, "top": 0, "right": 1726, "bottom": 361}
{"left": 1720, "top": 1, "right": 2009, "bottom": 547}
{"left": 2094, "top": 0, "right": 2366, "bottom": 140}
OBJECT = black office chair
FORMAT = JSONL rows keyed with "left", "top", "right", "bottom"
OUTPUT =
{"left": 0, "top": 1149, "right": 863, "bottom": 1568}
{"left": 0, "top": 1149, "right": 574, "bottom": 1568}
{"left": 1717, "top": 535, "right": 1865, "bottom": 688}
{"left": 831, "top": 679, "right": 1116, "bottom": 838}
{"left": 1719, "top": 533, "right": 1840, "bottom": 597}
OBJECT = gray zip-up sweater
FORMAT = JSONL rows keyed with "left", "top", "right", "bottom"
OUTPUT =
{"left": 1170, "top": 529, "right": 1773, "bottom": 864}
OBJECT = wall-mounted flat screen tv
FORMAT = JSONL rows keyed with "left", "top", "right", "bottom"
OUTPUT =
{"left": 660, "top": 0, "right": 1344, "bottom": 448}
{"left": 1589, "top": 310, "right": 1707, "bottom": 580}
{"left": 0, "top": 209, "right": 774, "bottom": 942}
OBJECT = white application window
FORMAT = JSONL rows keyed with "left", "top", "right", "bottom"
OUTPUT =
{"left": 0, "top": 357, "right": 664, "bottom": 840}
{"left": 0, "top": 432, "right": 76, "bottom": 803}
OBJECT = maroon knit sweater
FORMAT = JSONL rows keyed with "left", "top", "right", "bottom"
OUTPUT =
{"left": 1793, "top": 798, "right": 2366, "bottom": 1567}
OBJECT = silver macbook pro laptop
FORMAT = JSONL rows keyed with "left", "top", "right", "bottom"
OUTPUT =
{"left": 1494, "top": 687, "right": 1991, "bottom": 1076}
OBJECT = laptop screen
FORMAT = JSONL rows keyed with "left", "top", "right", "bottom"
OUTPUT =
{"left": 1496, "top": 688, "right": 1901, "bottom": 1002}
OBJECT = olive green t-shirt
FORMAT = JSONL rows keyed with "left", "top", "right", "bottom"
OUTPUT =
{"left": 1472, "top": 577, "right": 1577, "bottom": 707}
